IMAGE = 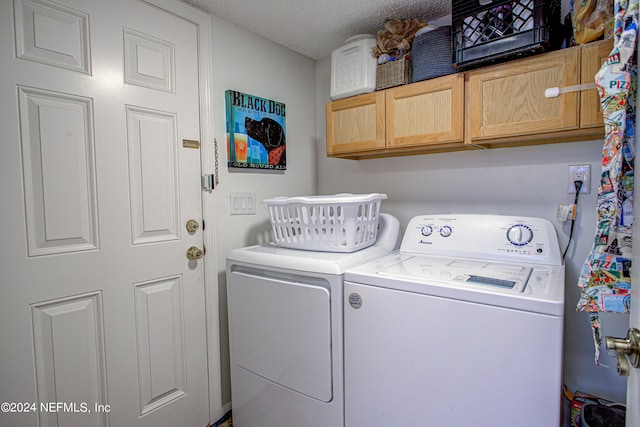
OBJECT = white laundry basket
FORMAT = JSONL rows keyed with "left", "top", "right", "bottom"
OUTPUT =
{"left": 263, "top": 193, "right": 387, "bottom": 252}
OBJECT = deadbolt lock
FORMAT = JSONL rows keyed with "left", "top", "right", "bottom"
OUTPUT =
{"left": 605, "top": 328, "right": 640, "bottom": 377}
{"left": 186, "top": 219, "right": 199, "bottom": 233}
{"left": 186, "top": 246, "right": 204, "bottom": 260}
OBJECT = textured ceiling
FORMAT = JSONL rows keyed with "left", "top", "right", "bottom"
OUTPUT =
{"left": 182, "top": 0, "right": 451, "bottom": 60}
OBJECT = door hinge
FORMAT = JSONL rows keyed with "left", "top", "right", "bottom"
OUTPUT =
{"left": 202, "top": 174, "right": 215, "bottom": 191}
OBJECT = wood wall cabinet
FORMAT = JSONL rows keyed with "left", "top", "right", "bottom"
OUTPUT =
{"left": 580, "top": 39, "right": 614, "bottom": 128}
{"left": 466, "top": 47, "right": 580, "bottom": 145}
{"left": 325, "top": 40, "right": 612, "bottom": 158}
{"left": 385, "top": 74, "right": 464, "bottom": 149}
{"left": 326, "top": 74, "right": 466, "bottom": 158}
{"left": 325, "top": 91, "right": 385, "bottom": 156}
{"left": 466, "top": 40, "right": 611, "bottom": 148}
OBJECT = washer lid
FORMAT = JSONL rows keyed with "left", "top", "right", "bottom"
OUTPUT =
{"left": 345, "top": 253, "right": 565, "bottom": 316}
{"left": 378, "top": 256, "right": 532, "bottom": 293}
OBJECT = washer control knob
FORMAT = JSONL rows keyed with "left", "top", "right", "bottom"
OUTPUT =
{"left": 420, "top": 225, "right": 433, "bottom": 236}
{"left": 439, "top": 226, "right": 453, "bottom": 237}
{"left": 507, "top": 224, "right": 533, "bottom": 246}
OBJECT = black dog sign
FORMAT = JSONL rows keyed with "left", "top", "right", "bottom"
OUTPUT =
{"left": 225, "top": 90, "right": 286, "bottom": 170}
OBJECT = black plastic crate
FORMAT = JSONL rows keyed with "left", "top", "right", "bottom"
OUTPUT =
{"left": 452, "top": 0, "right": 563, "bottom": 70}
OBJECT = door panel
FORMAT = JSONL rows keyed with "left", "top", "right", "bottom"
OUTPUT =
{"left": 17, "top": 85, "right": 99, "bottom": 256}
{"left": 126, "top": 106, "right": 180, "bottom": 245}
{"left": 123, "top": 28, "right": 175, "bottom": 93}
{"left": 14, "top": 0, "right": 92, "bottom": 74}
{"left": 0, "top": 1, "right": 209, "bottom": 426}
{"left": 31, "top": 292, "right": 108, "bottom": 427}
{"left": 133, "top": 276, "right": 187, "bottom": 416}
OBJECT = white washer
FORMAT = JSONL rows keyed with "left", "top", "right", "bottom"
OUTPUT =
{"left": 344, "top": 214, "right": 565, "bottom": 427}
{"left": 226, "top": 213, "right": 400, "bottom": 427}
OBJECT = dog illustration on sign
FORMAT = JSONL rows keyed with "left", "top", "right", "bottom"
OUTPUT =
{"left": 245, "top": 117, "right": 286, "bottom": 167}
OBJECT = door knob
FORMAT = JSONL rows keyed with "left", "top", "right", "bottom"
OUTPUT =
{"left": 186, "top": 219, "right": 199, "bottom": 233}
{"left": 605, "top": 328, "right": 640, "bottom": 377}
{"left": 186, "top": 246, "right": 204, "bottom": 260}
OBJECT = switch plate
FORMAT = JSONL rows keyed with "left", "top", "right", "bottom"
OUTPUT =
{"left": 568, "top": 165, "right": 590, "bottom": 193}
{"left": 231, "top": 192, "right": 256, "bottom": 215}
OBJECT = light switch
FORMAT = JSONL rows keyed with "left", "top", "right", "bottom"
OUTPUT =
{"left": 231, "top": 192, "right": 256, "bottom": 215}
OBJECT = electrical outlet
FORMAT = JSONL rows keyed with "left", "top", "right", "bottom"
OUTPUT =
{"left": 568, "top": 165, "right": 590, "bottom": 193}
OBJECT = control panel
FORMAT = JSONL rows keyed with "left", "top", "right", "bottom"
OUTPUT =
{"left": 420, "top": 224, "right": 454, "bottom": 238}
{"left": 400, "top": 214, "right": 562, "bottom": 266}
{"left": 506, "top": 224, "right": 533, "bottom": 246}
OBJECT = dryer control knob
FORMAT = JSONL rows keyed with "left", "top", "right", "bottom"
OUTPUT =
{"left": 507, "top": 224, "right": 533, "bottom": 246}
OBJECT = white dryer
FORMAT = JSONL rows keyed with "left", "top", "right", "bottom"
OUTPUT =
{"left": 226, "top": 213, "right": 399, "bottom": 427}
{"left": 343, "top": 214, "right": 565, "bottom": 427}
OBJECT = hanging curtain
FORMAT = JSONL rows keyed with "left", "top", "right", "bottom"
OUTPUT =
{"left": 577, "top": 0, "right": 638, "bottom": 364}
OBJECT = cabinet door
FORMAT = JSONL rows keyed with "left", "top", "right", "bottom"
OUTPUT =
{"left": 325, "top": 91, "right": 385, "bottom": 156}
{"left": 467, "top": 48, "right": 580, "bottom": 142}
{"left": 386, "top": 74, "right": 464, "bottom": 148}
{"left": 581, "top": 39, "right": 614, "bottom": 128}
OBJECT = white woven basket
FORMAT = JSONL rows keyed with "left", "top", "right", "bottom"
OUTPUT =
{"left": 263, "top": 193, "right": 387, "bottom": 252}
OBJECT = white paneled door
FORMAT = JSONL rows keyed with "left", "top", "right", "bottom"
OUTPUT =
{"left": 0, "top": 0, "right": 211, "bottom": 426}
